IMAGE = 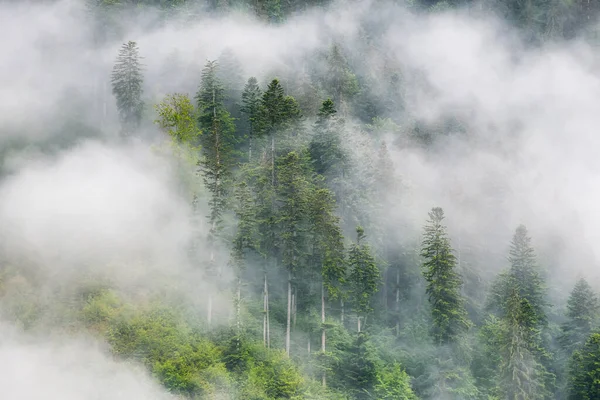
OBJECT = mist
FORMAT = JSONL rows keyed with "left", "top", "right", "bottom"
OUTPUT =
{"left": 2, "top": 0, "right": 600, "bottom": 398}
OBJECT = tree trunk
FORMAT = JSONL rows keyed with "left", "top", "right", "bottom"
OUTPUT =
{"left": 341, "top": 299, "right": 345, "bottom": 325}
{"left": 321, "top": 283, "right": 327, "bottom": 388}
{"left": 286, "top": 271, "right": 292, "bottom": 356}
{"left": 263, "top": 272, "right": 271, "bottom": 347}
{"left": 236, "top": 276, "right": 241, "bottom": 336}
{"left": 357, "top": 316, "right": 361, "bottom": 333}
{"left": 396, "top": 268, "right": 400, "bottom": 336}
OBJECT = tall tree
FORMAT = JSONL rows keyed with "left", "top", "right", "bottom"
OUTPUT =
{"left": 240, "top": 77, "right": 262, "bottom": 161}
{"left": 324, "top": 44, "right": 359, "bottom": 117}
{"left": 229, "top": 178, "right": 258, "bottom": 338}
{"left": 348, "top": 226, "right": 380, "bottom": 333}
{"left": 560, "top": 278, "right": 599, "bottom": 355}
{"left": 276, "top": 151, "right": 311, "bottom": 356}
{"left": 499, "top": 288, "right": 551, "bottom": 400}
{"left": 308, "top": 187, "right": 346, "bottom": 386}
{"left": 111, "top": 41, "right": 144, "bottom": 136}
{"left": 489, "top": 225, "right": 547, "bottom": 327}
{"left": 195, "top": 60, "right": 236, "bottom": 327}
{"left": 420, "top": 207, "right": 470, "bottom": 344}
{"left": 568, "top": 331, "right": 600, "bottom": 399}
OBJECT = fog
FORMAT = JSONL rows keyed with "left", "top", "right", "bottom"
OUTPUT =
{"left": 0, "top": 322, "right": 179, "bottom": 400}
{"left": 1, "top": 0, "right": 600, "bottom": 396}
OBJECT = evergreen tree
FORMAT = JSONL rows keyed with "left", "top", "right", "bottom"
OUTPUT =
{"left": 240, "top": 77, "right": 262, "bottom": 161}
{"left": 308, "top": 187, "right": 346, "bottom": 386}
{"left": 348, "top": 226, "right": 380, "bottom": 332}
{"left": 309, "top": 99, "right": 346, "bottom": 178}
{"left": 489, "top": 225, "right": 547, "bottom": 326}
{"left": 229, "top": 178, "right": 258, "bottom": 338}
{"left": 276, "top": 151, "right": 312, "bottom": 356}
{"left": 111, "top": 41, "right": 144, "bottom": 136}
{"left": 420, "top": 207, "right": 470, "bottom": 344}
{"left": 499, "top": 288, "right": 551, "bottom": 400}
{"left": 195, "top": 59, "right": 236, "bottom": 326}
{"left": 324, "top": 44, "right": 359, "bottom": 117}
{"left": 560, "top": 278, "right": 599, "bottom": 355}
{"left": 568, "top": 331, "right": 600, "bottom": 399}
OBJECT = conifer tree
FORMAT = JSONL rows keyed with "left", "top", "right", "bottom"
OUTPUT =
{"left": 111, "top": 41, "right": 144, "bottom": 136}
{"left": 420, "top": 207, "right": 470, "bottom": 344}
{"left": 229, "top": 179, "right": 258, "bottom": 338}
{"left": 308, "top": 187, "right": 346, "bottom": 386}
{"left": 240, "top": 77, "right": 262, "bottom": 161}
{"left": 499, "top": 288, "right": 551, "bottom": 400}
{"left": 568, "top": 331, "right": 600, "bottom": 399}
{"left": 325, "top": 44, "right": 359, "bottom": 116}
{"left": 560, "top": 278, "right": 599, "bottom": 355}
{"left": 348, "top": 226, "right": 380, "bottom": 332}
{"left": 489, "top": 225, "right": 547, "bottom": 326}
{"left": 309, "top": 99, "right": 346, "bottom": 178}
{"left": 277, "top": 151, "right": 312, "bottom": 356}
{"left": 195, "top": 59, "right": 236, "bottom": 326}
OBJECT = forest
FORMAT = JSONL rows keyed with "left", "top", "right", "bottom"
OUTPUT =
{"left": 2, "top": 0, "right": 600, "bottom": 399}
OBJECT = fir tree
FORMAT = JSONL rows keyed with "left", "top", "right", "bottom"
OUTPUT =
{"left": 420, "top": 207, "right": 470, "bottom": 344}
{"left": 195, "top": 59, "right": 236, "bottom": 326}
{"left": 568, "top": 331, "right": 600, "bottom": 399}
{"left": 560, "top": 278, "right": 599, "bottom": 355}
{"left": 111, "top": 41, "right": 144, "bottom": 136}
{"left": 499, "top": 288, "right": 551, "bottom": 400}
{"left": 276, "top": 151, "right": 312, "bottom": 356}
{"left": 348, "top": 226, "right": 380, "bottom": 332}
{"left": 240, "top": 77, "right": 262, "bottom": 161}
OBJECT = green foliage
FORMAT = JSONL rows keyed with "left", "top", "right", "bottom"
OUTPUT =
{"left": 560, "top": 278, "right": 599, "bottom": 355}
{"left": 568, "top": 332, "right": 600, "bottom": 400}
{"left": 374, "top": 362, "right": 418, "bottom": 400}
{"left": 348, "top": 227, "right": 381, "bottom": 323}
{"left": 420, "top": 207, "right": 470, "bottom": 344}
{"left": 499, "top": 289, "right": 553, "bottom": 400}
{"left": 155, "top": 93, "right": 201, "bottom": 147}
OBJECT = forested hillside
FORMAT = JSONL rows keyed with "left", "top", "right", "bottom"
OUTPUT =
{"left": 2, "top": 0, "right": 600, "bottom": 399}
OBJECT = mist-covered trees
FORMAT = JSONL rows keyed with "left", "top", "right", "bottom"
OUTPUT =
{"left": 568, "top": 332, "right": 600, "bottom": 399}
{"left": 560, "top": 278, "right": 599, "bottom": 355}
{"left": 420, "top": 207, "right": 470, "bottom": 344}
{"left": 111, "top": 41, "right": 144, "bottom": 136}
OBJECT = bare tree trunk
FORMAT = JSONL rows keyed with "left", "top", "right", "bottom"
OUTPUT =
{"left": 357, "top": 316, "right": 361, "bottom": 333}
{"left": 286, "top": 271, "right": 292, "bottom": 356}
{"left": 341, "top": 299, "right": 345, "bottom": 325}
{"left": 236, "top": 276, "right": 241, "bottom": 336}
{"left": 321, "top": 283, "right": 327, "bottom": 388}
{"left": 263, "top": 272, "right": 271, "bottom": 347}
{"left": 396, "top": 268, "right": 400, "bottom": 336}
{"left": 292, "top": 288, "right": 297, "bottom": 330}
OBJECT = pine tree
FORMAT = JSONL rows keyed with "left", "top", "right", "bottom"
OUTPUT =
{"left": 324, "top": 44, "right": 359, "bottom": 117}
{"left": 499, "top": 288, "right": 551, "bottom": 400}
{"left": 568, "top": 332, "right": 600, "bottom": 399}
{"left": 309, "top": 99, "right": 346, "bottom": 177}
{"left": 240, "top": 77, "right": 262, "bottom": 161}
{"left": 348, "top": 226, "right": 380, "bottom": 332}
{"left": 420, "top": 207, "right": 470, "bottom": 344}
{"left": 560, "top": 278, "right": 599, "bottom": 355}
{"left": 229, "top": 178, "right": 258, "bottom": 338}
{"left": 195, "top": 60, "right": 236, "bottom": 327}
{"left": 489, "top": 225, "right": 547, "bottom": 326}
{"left": 308, "top": 187, "right": 346, "bottom": 386}
{"left": 509, "top": 225, "right": 547, "bottom": 324}
{"left": 276, "top": 151, "right": 312, "bottom": 356}
{"left": 111, "top": 41, "right": 144, "bottom": 136}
